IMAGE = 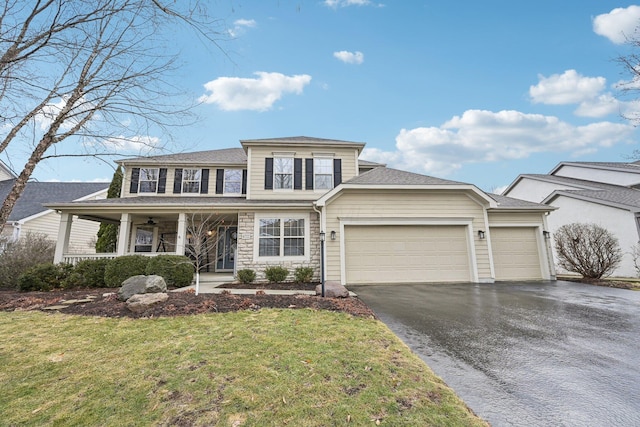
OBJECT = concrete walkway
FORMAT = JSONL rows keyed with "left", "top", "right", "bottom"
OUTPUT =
{"left": 174, "top": 282, "right": 317, "bottom": 295}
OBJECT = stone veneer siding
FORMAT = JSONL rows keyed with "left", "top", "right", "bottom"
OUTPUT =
{"left": 235, "top": 211, "right": 321, "bottom": 283}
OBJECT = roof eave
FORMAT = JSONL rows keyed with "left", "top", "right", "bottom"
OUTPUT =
{"left": 543, "top": 190, "right": 640, "bottom": 212}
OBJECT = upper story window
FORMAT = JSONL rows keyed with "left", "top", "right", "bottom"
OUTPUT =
{"left": 182, "top": 169, "right": 201, "bottom": 193}
{"left": 314, "top": 158, "right": 333, "bottom": 190}
{"left": 139, "top": 168, "right": 159, "bottom": 193}
{"left": 274, "top": 157, "right": 293, "bottom": 190}
{"left": 224, "top": 169, "right": 243, "bottom": 194}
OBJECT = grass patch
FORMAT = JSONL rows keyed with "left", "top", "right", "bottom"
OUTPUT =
{"left": 0, "top": 310, "right": 486, "bottom": 426}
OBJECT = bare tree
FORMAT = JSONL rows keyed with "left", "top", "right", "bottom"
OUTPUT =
{"left": 554, "top": 223, "right": 622, "bottom": 279}
{"left": 0, "top": 0, "right": 227, "bottom": 232}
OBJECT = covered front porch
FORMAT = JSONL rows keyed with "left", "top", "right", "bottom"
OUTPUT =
{"left": 54, "top": 208, "right": 240, "bottom": 275}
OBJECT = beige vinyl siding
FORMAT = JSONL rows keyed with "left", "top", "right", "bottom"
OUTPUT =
{"left": 121, "top": 166, "right": 216, "bottom": 198}
{"left": 22, "top": 212, "right": 100, "bottom": 254}
{"left": 324, "top": 190, "right": 491, "bottom": 283}
{"left": 248, "top": 145, "right": 358, "bottom": 200}
{"left": 487, "top": 211, "right": 546, "bottom": 225}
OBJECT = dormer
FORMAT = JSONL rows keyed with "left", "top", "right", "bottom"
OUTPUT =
{"left": 241, "top": 136, "right": 365, "bottom": 200}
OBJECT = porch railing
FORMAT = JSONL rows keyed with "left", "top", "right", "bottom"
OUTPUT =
{"left": 62, "top": 252, "right": 178, "bottom": 266}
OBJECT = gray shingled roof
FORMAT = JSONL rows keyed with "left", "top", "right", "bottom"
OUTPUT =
{"left": 554, "top": 161, "right": 640, "bottom": 173}
{"left": 46, "top": 196, "right": 310, "bottom": 208}
{"left": 118, "top": 147, "right": 248, "bottom": 165}
{"left": 488, "top": 193, "right": 552, "bottom": 209}
{"left": 345, "top": 167, "right": 469, "bottom": 186}
{"left": 0, "top": 180, "right": 108, "bottom": 221}
{"left": 240, "top": 136, "right": 364, "bottom": 145}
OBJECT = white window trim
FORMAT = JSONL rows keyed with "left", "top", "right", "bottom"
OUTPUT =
{"left": 273, "top": 155, "right": 294, "bottom": 192}
{"left": 223, "top": 169, "right": 243, "bottom": 196}
{"left": 253, "top": 212, "right": 310, "bottom": 262}
{"left": 138, "top": 168, "right": 159, "bottom": 194}
{"left": 181, "top": 168, "right": 202, "bottom": 194}
{"left": 313, "top": 156, "right": 334, "bottom": 192}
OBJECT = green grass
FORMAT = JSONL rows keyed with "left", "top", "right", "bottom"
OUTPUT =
{"left": 0, "top": 309, "right": 486, "bottom": 426}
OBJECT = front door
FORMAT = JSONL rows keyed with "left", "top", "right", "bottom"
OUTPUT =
{"left": 216, "top": 226, "right": 237, "bottom": 272}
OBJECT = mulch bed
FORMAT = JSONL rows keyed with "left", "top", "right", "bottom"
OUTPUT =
{"left": 0, "top": 287, "right": 376, "bottom": 319}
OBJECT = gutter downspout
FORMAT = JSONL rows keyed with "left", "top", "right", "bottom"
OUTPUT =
{"left": 312, "top": 203, "right": 326, "bottom": 297}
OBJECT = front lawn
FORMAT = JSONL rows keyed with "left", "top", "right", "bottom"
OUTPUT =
{"left": 0, "top": 309, "right": 486, "bottom": 426}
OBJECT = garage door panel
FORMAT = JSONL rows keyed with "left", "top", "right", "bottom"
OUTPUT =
{"left": 491, "top": 227, "right": 542, "bottom": 281}
{"left": 345, "top": 225, "right": 471, "bottom": 284}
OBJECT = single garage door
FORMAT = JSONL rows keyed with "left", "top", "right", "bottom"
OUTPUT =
{"left": 344, "top": 225, "right": 471, "bottom": 284}
{"left": 491, "top": 227, "right": 543, "bottom": 280}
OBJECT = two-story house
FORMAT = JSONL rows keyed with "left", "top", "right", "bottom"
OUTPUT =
{"left": 48, "top": 136, "right": 556, "bottom": 285}
{"left": 503, "top": 161, "right": 640, "bottom": 278}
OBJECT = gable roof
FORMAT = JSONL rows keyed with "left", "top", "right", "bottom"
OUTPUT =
{"left": 345, "top": 166, "right": 468, "bottom": 186}
{"left": 240, "top": 136, "right": 366, "bottom": 153}
{"left": 118, "top": 147, "right": 248, "bottom": 166}
{"left": 549, "top": 161, "right": 640, "bottom": 175}
{"left": 488, "top": 193, "right": 556, "bottom": 210}
{"left": 0, "top": 180, "right": 108, "bottom": 221}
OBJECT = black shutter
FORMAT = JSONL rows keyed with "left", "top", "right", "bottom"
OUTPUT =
{"left": 157, "top": 168, "right": 167, "bottom": 193}
{"left": 294, "top": 158, "right": 302, "bottom": 190}
{"left": 173, "top": 169, "right": 183, "bottom": 194}
{"left": 200, "top": 169, "right": 209, "bottom": 194}
{"left": 305, "top": 159, "right": 314, "bottom": 190}
{"left": 129, "top": 168, "right": 140, "bottom": 194}
{"left": 215, "top": 169, "right": 224, "bottom": 194}
{"left": 333, "top": 159, "right": 342, "bottom": 186}
{"left": 241, "top": 169, "right": 247, "bottom": 194}
{"left": 264, "top": 158, "right": 273, "bottom": 190}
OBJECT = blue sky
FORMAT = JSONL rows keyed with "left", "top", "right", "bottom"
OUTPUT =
{"left": 15, "top": 0, "right": 640, "bottom": 193}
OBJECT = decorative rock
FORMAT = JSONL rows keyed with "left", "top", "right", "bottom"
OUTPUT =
{"left": 42, "top": 305, "right": 68, "bottom": 310}
{"left": 117, "top": 275, "right": 167, "bottom": 301}
{"left": 315, "top": 281, "right": 349, "bottom": 298}
{"left": 126, "top": 293, "right": 168, "bottom": 313}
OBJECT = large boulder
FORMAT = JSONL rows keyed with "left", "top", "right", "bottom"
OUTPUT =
{"left": 117, "top": 275, "right": 167, "bottom": 301}
{"left": 126, "top": 293, "right": 168, "bottom": 313}
{"left": 316, "top": 281, "right": 349, "bottom": 298}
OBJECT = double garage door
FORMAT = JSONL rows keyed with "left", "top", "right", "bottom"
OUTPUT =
{"left": 344, "top": 225, "right": 471, "bottom": 284}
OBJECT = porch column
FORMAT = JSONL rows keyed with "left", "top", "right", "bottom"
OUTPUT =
{"left": 54, "top": 212, "right": 72, "bottom": 263}
{"left": 176, "top": 212, "right": 186, "bottom": 255}
{"left": 117, "top": 213, "right": 131, "bottom": 256}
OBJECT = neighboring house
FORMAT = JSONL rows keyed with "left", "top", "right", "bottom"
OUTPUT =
{"left": 47, "top": 136, "right": 556, "bottom": 285}
{"left": 503, "top": 161, "right": 640, "bottom": 278}
{"left": 0, "top": 164, "right": 108, "bottom": 252}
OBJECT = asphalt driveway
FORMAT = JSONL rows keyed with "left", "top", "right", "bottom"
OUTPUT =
{"left": 350, "top": 281, "right": 640, "bottom": 427}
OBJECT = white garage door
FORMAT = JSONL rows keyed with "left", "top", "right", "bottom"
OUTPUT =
{"left": 491, "top": 227, "right": 543, "bottom": 280}
{"left": 344, "top": 225, "right": 471, "bottom": 284}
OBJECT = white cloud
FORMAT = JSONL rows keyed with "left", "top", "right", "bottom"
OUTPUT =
{"left": 593, "top": 5, "right": 640, "bottom": 44}
{"left": 362, "top": 109, "right": 635, "bottom": 177}
{"left": 333, "top": 50, "right": 364, "bottom": 64}
{"left": 574, "top": 93, "right": 621, "bottom": 117}
{"left": 36, "top": 95, "right": 95, "bottom": 131}
{"left": 228, "top": 18, "right": 257, "bottom": 37}
{"left": 199, "top": 72, "right": 312, "bottom": 111}
{"left": 98, "top": 135, "right": 161, "bottom": 152}
{"left": 530, "top": 70, "right": 606, "bottom": 105}
{"left": 324, "top": 0, "right": 371, "bottom": 7}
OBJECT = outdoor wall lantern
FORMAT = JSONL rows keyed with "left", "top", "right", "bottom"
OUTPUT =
{"left": 478, "top": 230, "right": 485, "bottom": 239}
{"left": 330, "top": 230, "right": 336, "bottom": 240}
{"left": 543, "top": 231, "right": 551, "bottom": 239}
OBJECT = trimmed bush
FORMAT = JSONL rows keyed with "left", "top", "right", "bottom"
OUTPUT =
{"left": 0, "top": 232, "right": 55, "bottom": 290}
{"left": 62, "top": 258, "right": 110, "bottom": 289}
{"left": 265, "top": 266, "right": 289, "bottom": 283}
{"left": 294, "top": 267, "right": 314, "bottom": 283}
{"left": 237, "top": 269, "right": 256, "bottom": 284}
{"left": 146, "top": 255, "right": 194, "bottom": 288}
{"left": 18, "top": 263, "right": 73, "bottom": 292}
{"left": 104, "top": 255, "right": 150, "bottom": 288}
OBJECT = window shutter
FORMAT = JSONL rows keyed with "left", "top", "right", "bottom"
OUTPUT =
{"left": 294, "top": 158, "right": 302, "bottom": 190}
{"left": 200, "top": 169, "right": 209, "bottom": 194}
{"left": 129, "top": 168, "right": 140, "bottom": 194}
{"left": 333, "top": 159, "right": 342, "bottom": 186}
{"left": 215, "top": 169, "right": 224, "bottom": 194}
{"left": 173, "top": 169, "right": 183, "bottom": 194}
{"left": 157, "top": 168, "right": 167, "bottom": 193}
{"left": 264, "top": 158, "right": 273, "bottom": 190}
{"left": 305, "top": 159, "right": 314, "bottom": 190}
{"left": 242, "top": 169, "right": 247, "bottom": 194}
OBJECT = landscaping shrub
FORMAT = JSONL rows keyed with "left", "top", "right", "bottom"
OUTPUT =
{"left": 0, "top": 232, "right": 55, "bottom": 290}
{"left": 294, "top": 266, "right": 314, "bottom": 283}
{"left": 554, "top": 223, "right": 622, "bottom": 279}
{"left": 18, "top": 263, "right": 73, "bottom": 292}
{"left": 62, "top": 258, "right": 110, "bottom": 289}
{"left": 237, "top": 269, "right": 256, "bottom": 284}
{"left": 146, "top": 255, "right": 194, "bottom": 287}
{"left": 265, "top": 266, "right": 289, "bottom": 283}
{"left": 104, "top": 255, "right": 149, "bottom": 287}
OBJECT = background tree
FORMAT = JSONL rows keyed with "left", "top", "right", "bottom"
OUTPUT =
{"left": 95, "top": 165, "right": 122, "bottom": 252}
{"left": 554, "top": 222, "right": 622, "bottom": 279}
{"left": 0, "top": 0, "right": 227, "bottom": 233}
